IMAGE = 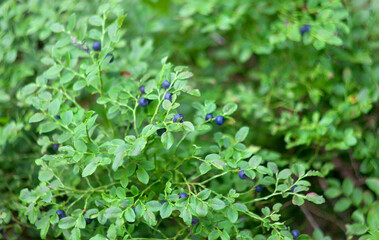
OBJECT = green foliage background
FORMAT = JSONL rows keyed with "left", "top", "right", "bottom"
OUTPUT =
{"left": 0, "top": 0, "right": 378, "bottom": 239}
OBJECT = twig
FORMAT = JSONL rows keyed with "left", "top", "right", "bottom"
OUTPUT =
{"left": 300, "top": 204, "right": 320, "bottom": 230}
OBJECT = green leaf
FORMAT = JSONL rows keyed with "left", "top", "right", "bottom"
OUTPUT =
{"left": 62, "top": 110, "right": 73, "bottom": 125}
{"left": 74, "top": 140, "right": 87, "bottom": 152}
{"left": 36, "top": 216, "right": 50, "bottom": 239}
{"left": 50, "top": 23, "right": 64, "bottom": 32}
{"left": 45, "top": 65, "right": 63, "bottom": 79}
{"left": 366, "top": 178, "right": 379, "bottom": 196}
{"left": 278, "top": 169, "right": 291, "bottom": 180}
{"left": 38, "top": 169, "right": 54, "bottom": 182}
{"left": 346, "top": 223, "right": 368, "bottom": 236}
{"left": 73, "top": 80, "right": 86, "bottom": 91}
{"left": 226, "top": 208, "right": 238, "bottom": 223}
{"left": 342, "top": 178, "right": 354, "bottom": 196}
{"left": 198, "top": 189, "right": 211, "bottom": 200}
{"left": 39, "top": 122, "right": 58, "bottom": 133}
{"left": 58, "top": 132, "right": 72, "bottom": 143}
{"left": 160, "top": 203, "right": 173, "bottom": 219}
{"left": 249, "top": 155, "right": 262, "bottom": 168}
{"left": 161, "top": 132, "right": 174, "bottom": 149}
{"left": 143, "top": 210, "right": 157, "bottom": 226}
{"left": 29, "top": 113, "right": 45, "bottom": 123}
{"left": 59, "top": 217, "right": 76, "bottom": 229}
{"left": 235, "top": 126, "right": 249, "bottom": 142}
{"left": 71, "top": 228, "right": 81, "bottom": 240}
{"left": 292, "top": 195, "right": 304, "bottom": 206}
{"left": 136, "top": 167, "right": 149, "bottom": 184}
{"left": 209, "top": 198, "right": 225, "bottom": 210}
{"left": 146, "top": 201, "right": 161, "bottom": 212}
{"left": 124, "top": 208, "right": 136, "bottom": 222}
{"left": 48, "top": 99, "right": 61, "bottom": 116}
{"left": 89, "top": 16, "right": 103, "bottom": 26}
{"left": 82, "top": 162, "right": 97, "bottom": 177}
{"left": 105, "top": 207, "right": 122, "bottom": 219}
{"left": 222, "top": 103, "right": 238, "bottom": 115}
{"left": 200, "top": 162, "right": 211, "bottom": 175}
{"left": 325, "top": 188, "right": 341, "bottom": 199}
{"left": 334, "top": 198, "right": 352, "bottom": 212}
{"left": 129, "top": 137, "right": 147, "bottom": 156}
{"left": 177, "top": 71, "right": 193, "bottom": 79}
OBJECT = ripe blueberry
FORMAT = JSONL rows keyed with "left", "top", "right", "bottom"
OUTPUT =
{"left": 179, "top": 192, "right": 188, "bottom": 199}
{"left": 156, "top": 128, "right": 166, "bottom": 136}
{"left": 291, "top": 229, "right": 301, "bottom": 239}
{"left": 255, "top": 185, "right": 263, "bottom": 192}
{"left": 173, "top": 113, "right": 184, "bottom": 123}
{"left": 56, "top": 209, "right": 66, "bottom": 220}
{"left": 300, "top": 24, "right": 311, "bottom": 35}
{"left": 54, "top": 115, "right": 60, "bottom": 120}
{"left": 139, "top": 97, "right": 150, "bottom": 107}
{"left": 238, "top": 170, "right": 248, "bottom": 180}
{"left": 140, "top": 85, "right": 145, "bottom": 94}
{"left": 161, "top": 200, "right": 167, "bottom": 205}
{"left": 214, "top": 115, "right": 225, "bottom": 125}
{"left": 92, "top": 41, "right": 101, "bottom": 51}
{"left": 52, "top": 144, "right": 59, "bottom": 152}
{"left": 205, "top": 113, "right": 213, "bottom": 121}
{"left": 164, "top": 92, "right": 172, "bottom": 102}
{"left": 191, "top": 218, "right": 199, "bottom": 226}
{"left": 162, "top": 80, "right": 170, "bottom": 89}
{"left": 105, "top": 53, "right": 114, "bottom": 63}
{"left": 291, "top": 185, "right": 297, "bottom": 193}
{"left": 85, "top": 218, "right": 92, "bottom": 225}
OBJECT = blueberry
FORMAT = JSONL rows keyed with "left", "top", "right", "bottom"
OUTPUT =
{"left": 52, "top": 144, "right": 59, "bottom": 152}
{"left": 164, "top": 92, "right": 172, "bottom": 102}
{"left": 300, "top": 24, "right": 311, "bottom": 35}
{"left": 291, "top": 229, "right": 301, "bottom": 239}
{"left": 179, "top": 192, "right": 188, "bottom": 199}
{"left": 238, "top": 170, "right": 248, "bottom": 180}
{"left": 140, "top": 85, "right": 145, "bottom": 94}
{"left": 156, "top": 128, "right": 166, "bottom": 136}
{"left": 105, "top": 53, "right": 114, "bottom": 63}
{"left": 173, "top": 113, "right": 184, "bottom": 123}
{"left": 92, "top": 41, "right": 101, "bottom": 51}
{"left": 56, "top": 209, "right": 66, "bottom": 220}
{"left": 205, "top": 113, "right": 213, "bottom": 121}
{"left": 85, "top": 218, "right": 92, "bottom": 225}
{"left": 139, "top": 97, "right": 150, "bottom": 107}
{"left": 255, "top": 185, "right": 263, "bottom": 193}
{"left": 291, "top": 185, "right": 297, "bottom": 193}
{"left": 54, "top": 115, "right": 60, "bottom": 120}
{"left": 161, "top": 200, "right": 167, "bottom": 205}
{"left": 162, "top": 80, "right": 170, "bottom": 89}
{"left": 214, "top": 115, "right": 225, "bottom": 125}
{"left": 191, "top": 218, "right": 199, "bottom": 226}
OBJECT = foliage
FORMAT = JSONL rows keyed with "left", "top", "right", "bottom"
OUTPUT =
{"left": 0, "top": 0, "right": 378, "bottom": 240}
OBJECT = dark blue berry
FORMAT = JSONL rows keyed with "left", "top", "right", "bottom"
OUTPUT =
{"left": 255, "top": 185, "right": 263, "bottom": 193}
{"left": 173, "top": 113, "right": 184, "bottom": 123}
{"left": 85, "top": 218, "right": 92, "bottom": 225}
{"left": 156, "top": 128, "right": 166, "bottom": 136}
{"left": 161, "top": 200, "right": 167, "bottom": 205}
{"left": 300, "top": 24, "right": 311, "bottom": 35}
{"left": 52, "top": 144, "right": 59, "bottom": 152}
{"left": 291, "top": 185, "right": 297, "bottom": 193}
{"left": 140, "top": 85, "right": 145, "bottom": 94}
{"left": 56, "top": 209, "right": 66, "bottom": 220}
{"left": 205, "top": 113, "right": 213, "bottom": 121}
{"left": 54, "top": 115, "right": 60, "bottom": 120}
{"left": 191, "top": 218, "right": 199, "bottom": 226}
{"left": 162, "top": 80, "right": 170, "bottom": 89}
{"left": 164, "top": 92, "right": 172, "bottom": 102}
{"left": 238, "top": 170, "right": 248, "bottom": 180}
{"left": 214, "top": 115, "right": 225, "bottom": 125}
{"left": 139, "top": 97, "right": 150, "bottom": 107}
{"left": 291, "top": 229, "right": 301, "bottom": 239}
{"left": 92, "top": 41, "right": 101, "bottom": 51}
{"left": 105, "top": 53, "right": 114, "bottom": 63}
{"left": 179, "top": 192, "right": 188, "bottom": 199}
